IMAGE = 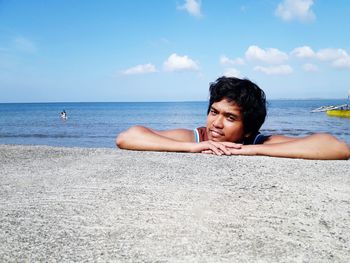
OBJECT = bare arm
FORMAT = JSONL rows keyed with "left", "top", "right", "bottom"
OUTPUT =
{"left": 116, "top": 125, "right": 241, "bottom": 154}
{"left": 116, "top": 126, "right": 194, "bottom": 151}
{"left": 228, "top": 133, "right": 350, "bottom": 160}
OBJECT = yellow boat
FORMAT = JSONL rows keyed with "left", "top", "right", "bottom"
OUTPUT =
{"left": 326, "top": 109, "right": 350, "bottom": 118}
{"left": 314, "top": 90, "right": 350, "bottom": 118}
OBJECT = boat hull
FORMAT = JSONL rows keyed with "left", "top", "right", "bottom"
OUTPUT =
{"left": 326, "top": 110, "right": 350, "bottom": 118}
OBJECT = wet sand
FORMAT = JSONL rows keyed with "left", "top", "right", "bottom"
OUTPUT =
{"left": 0, "top": 144, "right": 349, "bottom": 262}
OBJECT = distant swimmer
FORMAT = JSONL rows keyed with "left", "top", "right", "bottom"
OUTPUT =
{"left": 60, "top": 110, "right": 68, "bottom": 120}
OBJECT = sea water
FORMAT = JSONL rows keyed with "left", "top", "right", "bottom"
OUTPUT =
{"left": 0, "top": 100, "right": 349, "bottom": 148}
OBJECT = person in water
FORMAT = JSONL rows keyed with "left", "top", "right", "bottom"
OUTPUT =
{"left": 60, "top": 110, "right": 67, "bottom": 119}
{"left": 116, "top": 76, "right": 350, "bottom": 160}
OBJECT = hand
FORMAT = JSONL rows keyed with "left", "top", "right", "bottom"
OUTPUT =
{"left": 193, "top": 141, "right": 242, "bottom": 156}
{"left": 226, "top": 145, "right": 258, "bottom": 156}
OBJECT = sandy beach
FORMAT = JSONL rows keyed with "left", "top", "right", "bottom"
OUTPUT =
{"left": 0, "top": 144, "right": 349, "bottom": 262}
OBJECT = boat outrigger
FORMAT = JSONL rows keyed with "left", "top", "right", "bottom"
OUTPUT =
{"left": 311, "top": 90, "right": 350, "bottom": 118}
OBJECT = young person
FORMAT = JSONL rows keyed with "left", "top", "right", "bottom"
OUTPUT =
{"left": 116, "top": 77, "right": 350, "bottom": 160}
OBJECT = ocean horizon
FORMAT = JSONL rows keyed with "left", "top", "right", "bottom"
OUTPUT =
{"left": 0, "top": 97, "right": 348, "bottom": 104}
{"left": 0, "top": 99, "right": 349, "bottom": 148}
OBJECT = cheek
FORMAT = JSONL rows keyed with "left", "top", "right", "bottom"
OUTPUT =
{"left": 225, "top": 122, "right": 245, "bottom": 137}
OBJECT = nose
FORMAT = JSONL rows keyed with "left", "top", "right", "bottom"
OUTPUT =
{"left": 213, "top": 115, "right": 224, "bottom": 128}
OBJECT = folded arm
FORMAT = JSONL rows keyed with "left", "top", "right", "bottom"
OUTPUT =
{"left": 116, "top": 127, "right": 349, "bottom": 160}
{"left": 116, "top": 125, "right": 241, "bottom": 154}
{"left": 228, "top": 133, "right": 350, "bottom": 160}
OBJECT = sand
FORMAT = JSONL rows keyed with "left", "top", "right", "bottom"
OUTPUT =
{"left": 0, "top": 144, "right": 349, "bottom": 262}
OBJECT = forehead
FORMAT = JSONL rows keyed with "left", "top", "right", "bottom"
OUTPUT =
{"left": 211, "top": 99, "right": 241, "bottom": 114}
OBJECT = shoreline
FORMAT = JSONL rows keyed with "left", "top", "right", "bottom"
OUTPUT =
{"left": 1, "top": 144, "right": 349, "bottom": 261}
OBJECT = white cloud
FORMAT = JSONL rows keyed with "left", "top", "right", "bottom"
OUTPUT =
{"left": 316, "top": 48, "right": 350, "bottom": 69}
{"left": 220, "top": 55, "right": 245, "bottom": 66}
{"left": 316, "top": 48, "right": 346, "bottom": 61}
{"left": 316, "top": 48, "right": 342, "bottom": 61}
{"left": 291, "top": 46, "right": 315, "bottom": 58}
{"left": 254, "top": 65, "right": 293, "bottom": 75}
{"left": 223, "top": 68, "right": 242, "bottom": 78}
{"left": 302, "top": 63, "right": 318, "bottom": 72}
{"left": 178, "top": 0, "right": 202, "bottom": 18}
{"left": 331, "top": 57, "right": 350, "bottom": 69}
{"left": 245, "top": 45, "right": 288, "bottom": 64}
{"left": 291, "top": 46, "right": 350, "bottom": 69}
{"left": 121, "top": 63, "right": 157, "bottom": 75}
{"left": 163, "top": 53, "right": 199, "bottom": 72}
{"left": 14, "top": 37, "right": 37, "bottom": 53}
{"left": 275, "top": 0, "right": 315, "bottom": 22}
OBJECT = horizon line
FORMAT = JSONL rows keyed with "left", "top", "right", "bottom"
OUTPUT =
{"left": 0, "top": 97, "right": 348, "bottom": 104}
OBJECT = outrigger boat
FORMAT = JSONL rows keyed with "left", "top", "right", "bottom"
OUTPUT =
{"left": 326, "top": 104, "right": 350, "bottom": 118}
{"left": 311, "top": 90, "right": 350, "bottom": 118}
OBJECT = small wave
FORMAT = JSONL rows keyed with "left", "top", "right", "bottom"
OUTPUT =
{"left": 0, "top": 133, "right": 115, "bottom": 139}
{"left": 262, "top": 128, "right": 311, "bottom": 133}
{"left": 261, "top": 129, "right": 350, "bottom": 137}
{"left": 0, "top": 133, "right": 81, "bottom": 139}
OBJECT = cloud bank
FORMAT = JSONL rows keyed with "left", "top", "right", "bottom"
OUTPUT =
{"left": 120, "top": 44, "right": 350, "bottom": 78}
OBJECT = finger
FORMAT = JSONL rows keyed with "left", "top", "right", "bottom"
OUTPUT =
{"left": 201, "top": 150, "right": 214, "bottom": 154}
{"left": 207, "top": 142, "right": 223, "bottom": 156}
{"left": 222, "top": 142, "right": 242, "bottom": 149}
{"left": 228, "top": 148, "right": 240, "bottom": 155}
{"left": 229, "top": 146, "right": 254, "bottom": 156}
{"left": 210, "top": 141, "right": 231, "bottom": 155}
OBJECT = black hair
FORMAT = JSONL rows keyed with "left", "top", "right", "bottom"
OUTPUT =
{"left": 207, "top": 76, "right": 267, "bottom": 135}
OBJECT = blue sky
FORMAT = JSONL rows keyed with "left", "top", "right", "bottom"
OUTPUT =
{"left": 1, "top": 0, "right": 350, "bottom": 102}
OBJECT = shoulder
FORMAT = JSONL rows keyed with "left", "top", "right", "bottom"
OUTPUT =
{"left": 244, "top": 133, "right": 271, "bottom": 145}
{"left": 243, "top": 133, "right": 297, "bottom": 145}
{"left": 193, "top": 127, "right": 208, "bottom": 143}
{"left": 262, "top": 135, "right": 297, "bottom": 144}
{"left": 155, "top": 128, "right": 196, "bottom": 142}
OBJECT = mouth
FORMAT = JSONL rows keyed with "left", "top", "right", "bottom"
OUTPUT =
{"left": 209, "top": 129, "right": 224, "bottom": 138}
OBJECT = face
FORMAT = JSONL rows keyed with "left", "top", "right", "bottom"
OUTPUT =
{"left": 206, "top": 99, "right": 247, "bottom": 142}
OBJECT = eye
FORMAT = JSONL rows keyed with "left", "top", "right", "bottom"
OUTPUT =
{"left": 226, "top": 114, "right": 238, "bottom": 122}
{"left": 227, "top": 116, "right": 235, "bottom": 122}
{"left": 210, "top": 108, "right": 217, "bottom": 115}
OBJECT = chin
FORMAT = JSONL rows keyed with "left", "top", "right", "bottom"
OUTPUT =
{"left": 210, "top": 137, "right": 225, "bottom": 142}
